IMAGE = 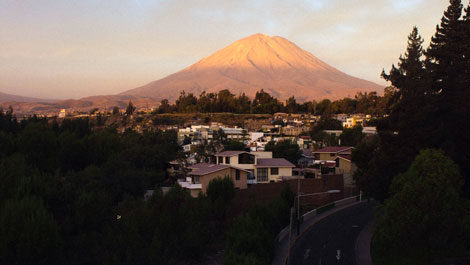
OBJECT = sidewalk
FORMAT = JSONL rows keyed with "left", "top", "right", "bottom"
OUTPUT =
{"left": 355, "top": 220, "right": 374, "bottom": 265}
{"left": 271, "top": 200, "right": 364, "bottom": 265}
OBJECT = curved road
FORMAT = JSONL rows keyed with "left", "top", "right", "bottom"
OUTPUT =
{"left": 289, "top": 202, "right": 375, "bottom": 265}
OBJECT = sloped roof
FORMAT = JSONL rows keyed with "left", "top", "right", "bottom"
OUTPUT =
{"left": 336, "top": 154, "right": 352, "bottom": 161}
{"left": 313, "top": 146, "right": 353, "bottom": 154}
{"left": 188, "top": 163, "right": 248, "bottom": 176}
{"left": 255, "top": 158, "right": 295, "bottom": 168}
{"left": 187, "top": 163, "right": 213, "bottom": 170}
{"left": 214, "top": 151, "right": 247, "bottom": 157}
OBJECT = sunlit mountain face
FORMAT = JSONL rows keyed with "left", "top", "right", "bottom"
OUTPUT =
{"left": 122, "top": 33, "right": 382, "bottom": 102}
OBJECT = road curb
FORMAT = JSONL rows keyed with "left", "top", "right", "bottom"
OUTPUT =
{"left": 274, "top": 200, "right": 366, "bottom": 265}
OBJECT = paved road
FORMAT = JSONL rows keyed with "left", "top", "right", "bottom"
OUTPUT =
{"left": 289, "top": 202, "right": 375, "bottom": 265}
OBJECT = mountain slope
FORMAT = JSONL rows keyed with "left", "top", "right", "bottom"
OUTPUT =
{"left": 0, "top": 91, "right": 55, "bottom": 103}
{"left": 122, "top": 33, "right": 382, "bottom": 102}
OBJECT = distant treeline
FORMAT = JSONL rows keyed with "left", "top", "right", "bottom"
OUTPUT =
{"left": 154, "top": 88, "right": 395, "bottom": 115}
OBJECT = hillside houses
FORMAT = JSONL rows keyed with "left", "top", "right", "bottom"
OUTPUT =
{"left": 177, "top": 151, "right": 295, "bottom": 196}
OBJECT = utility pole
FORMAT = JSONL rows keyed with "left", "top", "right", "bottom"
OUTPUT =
{"left": 297, "top": 169, "right": 301, "bottom": 235}
{"left": 287, "top": 207, "right": 294, "bottom": 265}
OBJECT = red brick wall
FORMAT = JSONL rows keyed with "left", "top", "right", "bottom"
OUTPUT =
{"left": 231, "top": 175, "right": 345, "bottom": 215}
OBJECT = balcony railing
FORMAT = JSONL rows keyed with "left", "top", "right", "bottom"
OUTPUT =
{"left": 177, "top": 179, "right": 202, "bottom": 190}
{"left": 247, "top": 178, "right": 257, "bottom": 184}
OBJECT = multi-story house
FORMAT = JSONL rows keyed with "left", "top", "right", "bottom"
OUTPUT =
{"left": 214, "top": 151, "right": 295, "bottom": 184}
{"left": 178, "top": 163, "right": 249, "bottom": 197}
{"left": 312, "top": 146, "right": 356, "bottom": 187}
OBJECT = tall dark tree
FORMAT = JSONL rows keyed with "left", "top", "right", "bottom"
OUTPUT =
{"left": 426, "top": 0, "right": 470, "bottom": 195}
{"left": 355, "top": 27, "right": 434, "bottom": 202}
{"left": 126, "top": 100, "right": 136, "bottom": 116}
{"left": 158, "top": 99, "right": 171, "bottom": 113}
{"left": 382, "top": 27, "right": 434, "bottom": 163}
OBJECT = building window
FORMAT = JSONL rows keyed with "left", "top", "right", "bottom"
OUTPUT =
{"left": 239, "top": 153, "right": 255, "bottom": 164}
{"left": 335, "top": 158, "right": 339, "bottom": 167}
{"left": 330, "top": 153, "right": 335, "bottom": 157}
{"left": 271, "top": 167, "right": 279, "bottom": 175}
{"left": 236, "top": 169, "right": 240, "bottom": 180}
{"left": 193, "top": 176, "right": 200, "bottom": 184}
{"left": 257, "top": 168, "right": 268, "bottom": 182}
{"left": 225, "top": 156, "right": 230, "bottom": 164}
{"left": 247, "top": 169, "right": 255, "bottom": 179}
{"left": 218, "top": 156, "right": 223, "bottom": 164}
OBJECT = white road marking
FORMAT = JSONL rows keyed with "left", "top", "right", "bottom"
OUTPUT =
{"left": 303, "top": 249, "right": 310, "bottom": 260}
{"left": 336, "top": 249, "right": 341, "bottom": 260}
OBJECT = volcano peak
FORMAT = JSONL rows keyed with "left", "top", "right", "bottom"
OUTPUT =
{"left": 122, "top": 34, "right": 382, "bottom": 102}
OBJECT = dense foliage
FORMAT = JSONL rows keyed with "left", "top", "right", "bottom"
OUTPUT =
{"left": 354, "top": 0, "right": 470, "bottom": 201}
{"left": 0, "top": 114, "right": 236, "bottom": 265}
{"left": 372, "top": 150, "right": 470, "bottom": 264}
{"left": 0, "top": 113, "right": 294, "bottom": 264}
{"left": 224, "top": 184, "right": 295, "bottom": 265}
{"left": 353, "top": 1, "right": 470, "bottom": 262}
{"left": 265, "top": 140, "right": 301, "bottom": 164}
{"left": 155, "top": 88, "right": 394, "bottom": 115}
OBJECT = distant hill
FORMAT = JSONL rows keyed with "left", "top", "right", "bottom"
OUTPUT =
{"left": 121, "top": 33, "right": 383, "bottom": 102}
{"left": 0, "top": 91, "right": 55, "bottom": 103}
{"left": 0, "top": 94, "right": 159, "bottom": 115}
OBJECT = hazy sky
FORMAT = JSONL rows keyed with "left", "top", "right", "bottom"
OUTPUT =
{"left": 0, "top": 0, "right": 454, "bottom": 99}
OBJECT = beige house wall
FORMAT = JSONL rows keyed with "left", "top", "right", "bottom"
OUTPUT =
{"left": 317, "top": 153, "right": 337, "bottom": 160}
{"left": 256, "top": 167, "right": 293, "bottom": 182}
{"left": 252, "top": 151, "right": 273, "bottom": 159}
{"left": 196, "top": 168, "right": 248, "bottom": 194}
{"left": 229, "top": 168, "right": 248, "bottom": 190}
{"left": 335, "top": 159, "right": 357, "bottom": 187}
{"left": 216, "top": 152, "right": 273, "bottom": 172}
{"left": 336, "top": 159, "right": 352, "bottom": 174}
{"left": 278, "top": 167, "right": 293, "bottom": 179}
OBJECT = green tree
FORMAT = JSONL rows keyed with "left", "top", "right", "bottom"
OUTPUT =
{"left": 112, "top": 106, "right": 120, "bottom": 115}
{"left": 426, "top": 0, "right": 470, "bottom": 195}
{"left": 19, "top": 122, "right": 58, "bottom": 173}
{"left": 265, "top": 140, "right": 301, "bottom": 164}
{"left": 224, "top": 184, "right": 294, "bottom": 265}
{"left": 339, "top": 125, "right": 363, "bottom": 146}
{"left": 314, "top": 99, "right": 331, "bottom": 115}
{"left": 0, "top": 196, "right": 62, "bottom": 265}
{"left": 158, "top": 99, "right": 171, "bottom": 113}
{"left": 372, "top": 149, "right": 470, "bottom": 264}
{"left": 224, "top": 140, "right": 247, "bottom": 151}
{"left": 206, "top": 176, "right": 236, "bottom": 221}
{"left": 126, "top": 100, "right": 136, "bottom": 116}
{"left": 175, "top": 91, "right": 197, "bottom": 113}
{"left": 285, "top": 96, "right": 298, "bottom": 113}
{"left": 0, "top": 106, "right": 19, "bottom": 133}
{"left": 224, "top": 214, "right": 272, "bottom": 265}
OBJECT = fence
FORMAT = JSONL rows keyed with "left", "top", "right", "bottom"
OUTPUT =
{"left": 277, "top": 195, "right": 360, "bottom": 243}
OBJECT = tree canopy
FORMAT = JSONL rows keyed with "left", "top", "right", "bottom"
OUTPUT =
{"left": 372, "top": 149, "right": 470, "bottom": 264}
